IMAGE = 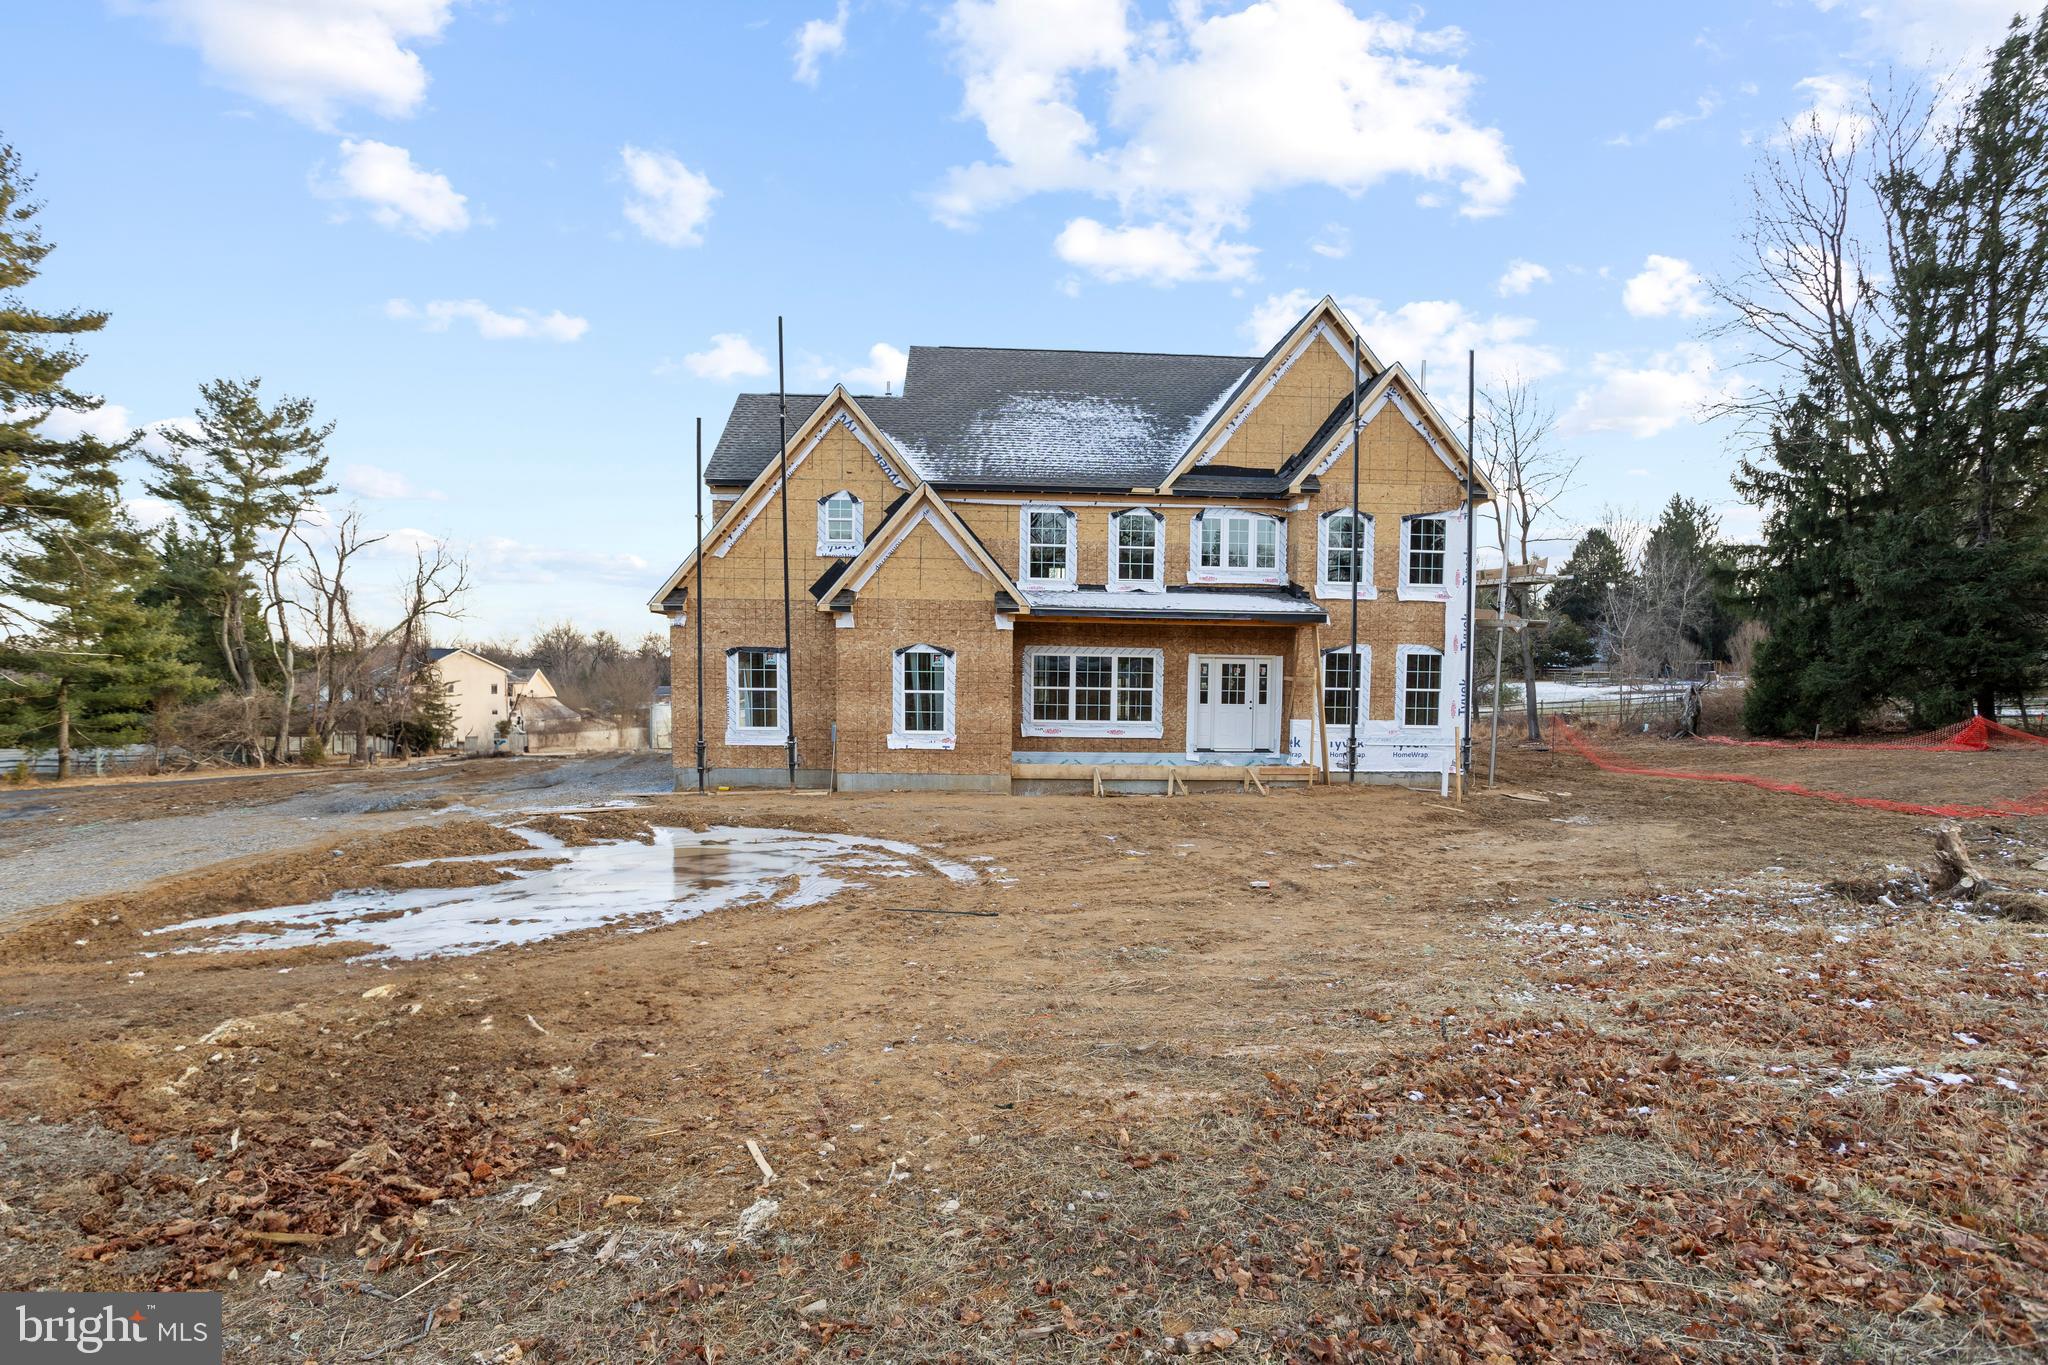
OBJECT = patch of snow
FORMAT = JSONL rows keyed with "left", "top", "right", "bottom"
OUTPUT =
{"left": 152, "top": 825, "right": 977, "bottom": 961}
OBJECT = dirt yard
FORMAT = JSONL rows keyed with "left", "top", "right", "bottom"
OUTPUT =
{"left": 2, "top": 740, "right": 2046, "bottom": 1362}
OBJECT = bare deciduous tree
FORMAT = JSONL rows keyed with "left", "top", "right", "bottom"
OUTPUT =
{"left": 1475, "top": 374, "right": 1579, "bottom": 741}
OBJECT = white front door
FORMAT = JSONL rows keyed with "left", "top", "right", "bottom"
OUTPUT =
{"left": 1190, "top": 655, "right": 1281, "bottom": 752}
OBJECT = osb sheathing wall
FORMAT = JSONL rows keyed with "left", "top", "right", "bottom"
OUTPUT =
{"left": 831, "top": 517, "right": 1013, "bottom": 777}
{"left": 668, "top": 601, "right": 838, "bottom": 777}
{"left": 669, "top": 415, "right": 906, "bottom": 777}
{"left": 948, "top": 498, "right": 1294, "bottom": 592}
{"left": 1296, "top": 401, "right": 1468, "bottom": 721}
{"left": 1012, "top": 620, "right": 1310, "bottom": 754}
{"left": 1201, "top": 332, "right": 1357, "bottom": 473}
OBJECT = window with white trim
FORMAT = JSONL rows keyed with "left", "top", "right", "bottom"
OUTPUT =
{"left": 1021, "top": 646, "right": 1163, "bottom": 738}
{"left": 816, "top": 491, "right": 864, "bottom": 556}
{"left": 889, "top": 645, "right": 955, "bottom": 750}
{"left": 1109, "top": 509, "right": 1163, "bottom": 591}
{"left": 1021, "top": 506, "right": 1076, "bottom": 586}
{"left": 1191, "top": 509, "right": 1283, "bottom": 582}
{"left": 1317, "top": 510, "right": 1374, "bottom": 599}
{"left": 1322, "top": 646, "right": 1370, "bottom": 727}
{"left": 1401, "top": 515, "right": 1448, "bottom": 594}
{"left": 725, "top": 647, "right": 789, "bottom": 745}
{"left": 1398, "top": 646, "right": 1444, "bottom": 729}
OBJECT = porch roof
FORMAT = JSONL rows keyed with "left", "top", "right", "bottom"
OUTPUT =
{"left": 1019, "top": 585, "right": 1328, "bottom": 624}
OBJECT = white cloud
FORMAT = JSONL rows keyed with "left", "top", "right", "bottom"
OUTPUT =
{"left": 319, "top": 138, "right": 469, "bottom": 235}
{"left": 23, "top": 402, "right": 136, "bottom": 445}
{"left": 136, "top": 417, "right": 202, "bottom": 460}
{"left": 1622, "top": 255, "right": 1711, "bottom": 319}
{"left": 1309, "top": 223, "right": 1350, "bottom": 260}
{"left": 793, "top": 1, "right": 850, "bottom": 85}
{"left": 1496, "top": 259, "right": 1551, "bottom": 297}
{"left": 1778, "top": 73, "right": 1875, "bottom": 153}
{"left": 385, "top": 298, "right": 587, "bottom": 342}
{"left": 619, "top": 145, "right": 718, "bottom": 248}
{"left": 340, "top": 462, "right": 445, "bottom": 500}
{"left": 1655, "top": 92, "right": 1722, "bottom": 132}
{"left": 1565, "top": 344, "right": 1741, "bottom": 438}
{"left": 934, "top": 0, "right": 1519, "bottom": 284}
{"left": 126, "top": 0, "right": 458, "bottom": 128}
{"left": 1244, "top": 289, "right": 1562, "bottom": 389}
{"left": 842, "top": 342, "right": 909, "bottom": 393}
{"left": 124, "top": 495, "right": 180, "bottom": 529}
{"left": 378, "top": 528, "right": 651, "bottom": 587}
{"left": 1610, "top": 91, "right": 1722, "bottom": 146}
{"left": 1053, "top": 217, "right": 1257, "bottom": 285}
{"left": 1821, "top": 0, "right": 2024, "bottom": 74}
{"left": 680, "top": 333, "right": 771, "bottom": 383}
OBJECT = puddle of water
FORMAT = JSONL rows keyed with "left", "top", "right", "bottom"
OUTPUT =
{"left": 152, "top": 825, "right": 977, "bottom": 961}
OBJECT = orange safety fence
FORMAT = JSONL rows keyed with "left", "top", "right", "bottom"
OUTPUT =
{"left": 1695, "top": 714, "right": 2048, "bottom": 753}
{"left": 1552, "top": 718, "right": 2048, "bottom": 821}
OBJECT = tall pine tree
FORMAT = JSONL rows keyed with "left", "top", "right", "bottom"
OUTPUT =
{"left": 1730, "top": 11, "right": 2048, "bottom": 731}
{"left": 0, "top": 138, "right": 129, "bottom": 622}
{"left": 142, "top": 378, "right": 333, "bottom": 760}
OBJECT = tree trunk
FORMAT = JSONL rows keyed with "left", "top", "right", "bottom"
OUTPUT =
{"left": 273, "top": 667, "right": 294, "bottom": 764}
{"left": 1516, "top": 588, "right": 1544, "bottom": 742}
{"left": 55, "top": 679, "right": 71, "bottom": 781}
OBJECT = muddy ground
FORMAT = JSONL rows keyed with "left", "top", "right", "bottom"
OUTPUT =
{"left": 2, "top": 739, "right": 2046, "bottom": 1362}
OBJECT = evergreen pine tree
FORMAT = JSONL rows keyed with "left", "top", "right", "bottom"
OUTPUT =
{"left": 1731, "top": 11, "right": 2048, "bottom": 731}
{"left": 1548, "top": 529, "right": 1629, "bottom": 631}
{"left": 391, "top": 663, "right": 457, "bottom": 755}
{"left": 0, "top": 501, "right": 205, "bottom": 777}
{"left": 142, "top": 377, "right": 333, "bottom": 703}
{"left": 0, "top": 138, "right": 129, "bottom": 617}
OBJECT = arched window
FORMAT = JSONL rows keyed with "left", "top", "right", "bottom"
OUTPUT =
{"left": 817, "top": 491, "right": 864, "bottom": 556}
{"left": 1190, "top": 509, "right": 1284, "bottom": 584}
{"left": 1109, "top": 508, "right": 1163, "bottom": 591}
{"left": 1317, "top": 510, "right": 1375, "bottom": 599}
{"left": 1021, "top": 505, "right": 1076, "bottom": 586}
{"left": 890, "top": 645, "right": 956, "bottom": 750}
{"left": 725, "top": 647, "right": 789, "bottom": 745}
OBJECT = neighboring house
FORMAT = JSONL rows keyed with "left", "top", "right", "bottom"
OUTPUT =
{"left": 507, "top": 667, "right": 556, "bottom": 709}
{"left": 648, "top": 296, "right": 1491, "bottom": 794}
{"left": 420, "top": 647, "right": 511, "bottom": 750}
{"left": 649, "top": 684, "right": 673, "bottom": 751}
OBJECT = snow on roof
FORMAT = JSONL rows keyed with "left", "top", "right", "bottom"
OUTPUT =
{"left": 703, "top": 345, "right": 1254, "bottom": 491}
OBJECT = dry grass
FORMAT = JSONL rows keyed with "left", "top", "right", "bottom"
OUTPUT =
{"left": 2, "top": 744, "right": 2046, "bottom": 1359}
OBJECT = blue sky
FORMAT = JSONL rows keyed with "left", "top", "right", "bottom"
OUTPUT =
{"left": 6, "top": 0, "right": 2029, "bottom": 638}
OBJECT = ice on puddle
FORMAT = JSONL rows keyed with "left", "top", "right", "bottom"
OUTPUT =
{"left": 151, "top": 824, "right": 978, "bottom": 962}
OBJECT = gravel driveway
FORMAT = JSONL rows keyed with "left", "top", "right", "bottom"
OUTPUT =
{"left": 0, "top": 753, "right": 675, "bottom": 920}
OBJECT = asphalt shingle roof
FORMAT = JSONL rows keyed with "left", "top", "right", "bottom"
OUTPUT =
{"left": 702, "top": 345, "right": 1258, "bottom": 492}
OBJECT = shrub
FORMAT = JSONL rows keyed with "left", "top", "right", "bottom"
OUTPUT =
{"left": 300, "top": 735, "right": 327, "bottom": 766}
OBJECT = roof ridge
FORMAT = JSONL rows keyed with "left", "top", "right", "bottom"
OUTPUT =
{"left": 908, "top": 343, "right": 1256, "bottom": 362}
